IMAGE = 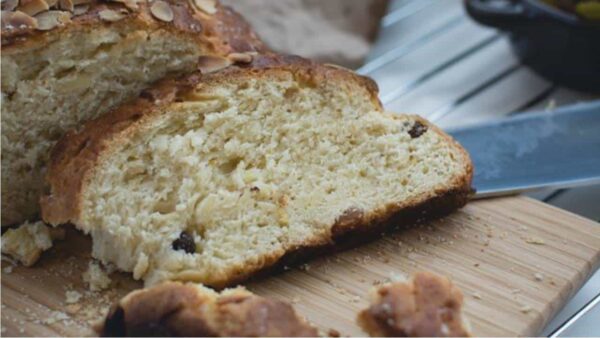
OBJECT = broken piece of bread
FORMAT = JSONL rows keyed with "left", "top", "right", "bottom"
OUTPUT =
{"left": 41, "top": 54, "right": 473, "bottom": 287}
{"left": 0, "top": 221, "right": 65, "bottom": 266}
{"left": 1, "top": 0, "right": 264, "bottom": 226}
{"left": 100, "top": 281, "right": 318, "bottom": 337}
{"left": 358, "top": 272, "right": 471, "bottom": 337}
{"left": 83, "top": 261, "right": 112, "bottom": 291}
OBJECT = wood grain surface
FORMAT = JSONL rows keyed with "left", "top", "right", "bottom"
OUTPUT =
{"left": 2, "top": 197, "right": 600, "bottom": 337}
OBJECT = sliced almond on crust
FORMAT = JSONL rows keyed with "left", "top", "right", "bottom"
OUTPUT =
{"left": 35, "top": 9, "right": 70, "bottom": 30}
{"left": 1, "top": 10, "right": 38, "bottom": 30}
{"left": 17, "top": 0, "right": 49, "bottom": 16}
{"left": 45, "top": 0, "right": 58, "bottom": 7}
{"left": 110, "top": 0, "right": 139, "bottom": 11}
{"left": 72, "top": 3, "right": 87, "bottom": 15}
{"left": 191, "top": 0, "right": 216, "bottom": 14}
{"left": 150, "top": 0, "right": 173, "bottom": 22}
{"left": 198, "top": 55, "right": 233, "bottom": 74}
{"left": 58, "top": 0, "right": 73, "bottom": 12}
{"left": 121, "top": 0, "right": 140, "bottom": 11}
{"left": 1, "top": 0, "right": 19, "bottom": 11}
{"left": 98, "top": 8, "right": 126, "bottom": 22}
{"left": 228, "top": 52, "right": 254, "bottom": 64}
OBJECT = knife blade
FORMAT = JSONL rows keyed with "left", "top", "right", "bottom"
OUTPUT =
{"left": 447, "top": 100, "right": 600, "bottom": 198}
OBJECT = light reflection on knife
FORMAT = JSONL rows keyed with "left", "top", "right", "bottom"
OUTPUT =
{"left": 447, "top": 101, "right": 600, "bottom": 198}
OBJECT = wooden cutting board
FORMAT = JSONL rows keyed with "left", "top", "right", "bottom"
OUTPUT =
{"left": 2, "top": 196, "right": 600, "bottom": 337}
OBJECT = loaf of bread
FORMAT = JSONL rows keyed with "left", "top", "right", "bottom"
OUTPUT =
{"left": 358, "top": 272, "right": 471, "bottom": 337}
{"left": 41, "top": 54, "right": 473, "bottom": 287}
{"left": 1, "top": 0, "right": 264, "bottom": 226}
{"left": 100, "top": 281, "right": 318, "bottom": 337}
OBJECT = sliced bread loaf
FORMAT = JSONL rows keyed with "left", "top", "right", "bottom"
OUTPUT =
{"left": 1, "top": 0, "right": 264, "bottom": 225}
{"left": 41, "top": 54, "right": 473, "bottom": 287}
{"left": 100, "top": 281, "right": 318, "bottom": 337}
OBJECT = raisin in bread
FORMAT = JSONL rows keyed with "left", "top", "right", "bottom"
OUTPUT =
{"left": 41, "top": 54, "right": 473, "bottom": 287}
{"left": 100, "top": 281, "right": 318, "bottom": 337}
{"left": 1, "top": 0, "right": 264, "bottom": 226}
{"left": 358, "top": 272, "right": 471, "bottom": 337}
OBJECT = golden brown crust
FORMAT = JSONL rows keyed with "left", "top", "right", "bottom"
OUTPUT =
{"left": 1, "top": 0, "right": 266, "bottom": 53}
{"left": 357, "top": 272, "right": 471, "bottom": 337}
{"left": 100, "top": 282, "right": 318, "bottom": 337}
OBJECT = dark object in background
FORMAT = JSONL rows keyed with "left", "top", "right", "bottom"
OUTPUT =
{"left": 465, "top": 0, "right": 600, "bottom": 91}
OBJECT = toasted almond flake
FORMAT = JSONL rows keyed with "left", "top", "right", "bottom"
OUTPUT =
{"left": 1, "top": 0, "right": 19, "bottom": 11}
{"left": 192, "top": 0, "right": 216, "bottom": 14}
{"left": 17, "top": 0, "right": 49, "bottom": 16}
{"left": 46, "top": 0, "right": 58, "bottom": 6}
{"left": 122, "top": 0, "right": 139, "bottom": 10}
{"left": 98, "top": 8, "right": 125, "bottom": 22}
{"left": 228, "top": 52, "right": 254, "bottom": 64}
{"left": 1, "top": 10, "right": 38, "bottom": 29}
{"left": 150, "top": 0, "right": 172, "bottom": 22}
{"left": 198, "top": 55, "right": 232, "bottom": 74}
{"left": 72, "top": 3, "right": 87, "bottom": 15}
{"left": 110, "top": 0, "right": 139, "bottom": 10}
{"left": 35, "top": 9, "right": 70, "bottom": 30}
{"left": 58, "top": 0, "right": 72, "bottom": 11}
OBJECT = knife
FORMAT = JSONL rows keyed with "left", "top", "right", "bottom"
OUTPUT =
{"left": 447, "top": 100, "right": 600, "bottom": 198}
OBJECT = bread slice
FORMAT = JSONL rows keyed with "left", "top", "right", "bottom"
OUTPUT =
{"left": 100, "top": 281, "right": 318, "bottom": 337}
{"left": 1, "top": 0, "right": 264, "bottom": 226}
{"left": 357, "top": 272, "right": 471, "bottom": 337}
{"left": 41, "top": 54, "right": 473, "bottom": 287}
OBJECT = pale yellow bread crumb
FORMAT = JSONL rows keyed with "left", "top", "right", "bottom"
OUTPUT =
{"left": 83, "top": 261, "right": 112, "bottom": 291}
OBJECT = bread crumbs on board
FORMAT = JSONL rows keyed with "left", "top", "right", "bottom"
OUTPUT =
{"left": 65, "top": 290, "right": 82, "bottom": 304}
{"left": 525, "top": 237, "right": 546, "bottom": 245}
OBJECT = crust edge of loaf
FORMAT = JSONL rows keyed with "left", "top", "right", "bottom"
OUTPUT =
{"left": 1, "top": 1, "right": 266, "bottom": 54}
